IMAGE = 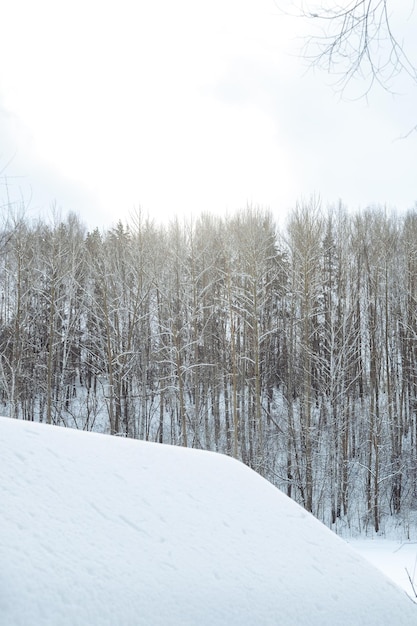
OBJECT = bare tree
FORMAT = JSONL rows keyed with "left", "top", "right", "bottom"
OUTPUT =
{"left": 4, "top": 202, "right": 417, "bottom": 532}
{"left": 285, "top": 198, "right": 324, "bottom": 513}
{"left": 281, "top": 1, "right": 417, "bottom": 94}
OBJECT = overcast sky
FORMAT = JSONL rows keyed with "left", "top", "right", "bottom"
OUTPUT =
{"left": 0, "top": 0, "right": 416, "bottom": 230}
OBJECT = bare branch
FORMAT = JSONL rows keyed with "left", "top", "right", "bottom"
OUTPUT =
{"left": 280, "top": 1, "right": 417, "bottom": 95}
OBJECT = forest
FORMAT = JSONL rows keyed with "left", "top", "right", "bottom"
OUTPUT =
{"left": 2, "top": 200, "right": 417, "bottom": 535}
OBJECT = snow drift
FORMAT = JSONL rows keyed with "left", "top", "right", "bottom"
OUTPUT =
{"left": 0, "top": 416, "right": 415, "bottom": 625}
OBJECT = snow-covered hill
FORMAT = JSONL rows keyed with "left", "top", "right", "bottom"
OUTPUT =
{"left": 0, "top": 416, "right": 415, "bottom": 625}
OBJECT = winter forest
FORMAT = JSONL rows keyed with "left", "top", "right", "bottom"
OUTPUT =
{"left": 3, "top": 201, "right": 417, "bottom": 535}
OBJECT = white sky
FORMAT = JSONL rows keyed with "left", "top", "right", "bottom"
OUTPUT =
{"left": 0, "top": 0, "right": 416, "bottom": 229}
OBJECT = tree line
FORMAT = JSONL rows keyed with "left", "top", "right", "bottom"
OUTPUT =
{"left": 2, "top": 202, "right": 417, "bottom": 534}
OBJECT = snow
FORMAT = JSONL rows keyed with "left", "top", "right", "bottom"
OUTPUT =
{"left": 350, "top": 539, "right": 417, "bottom": 601}
{"left": 0, "top": 416, "right": 415, "bottom": 625}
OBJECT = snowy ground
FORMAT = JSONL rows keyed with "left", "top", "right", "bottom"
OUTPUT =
{"left": 0, "top": 416, "right": 416, "bottom": 625}
{"left": 350, "top": 539, "right": 417, "bottom": 600}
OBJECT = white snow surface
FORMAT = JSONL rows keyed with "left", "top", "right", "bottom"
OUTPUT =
{"left": 350, "top": 539, "right": 417, "bottom": 601}
{"left": 0, "top": 416, "right": 415, "bottom": 626}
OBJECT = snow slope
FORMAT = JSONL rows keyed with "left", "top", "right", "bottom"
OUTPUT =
{"left": 350, "top": 539, "right": 417, "bottom": 601}
{"left": 0, "top": 416, "right": 415, "bottom": 626}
